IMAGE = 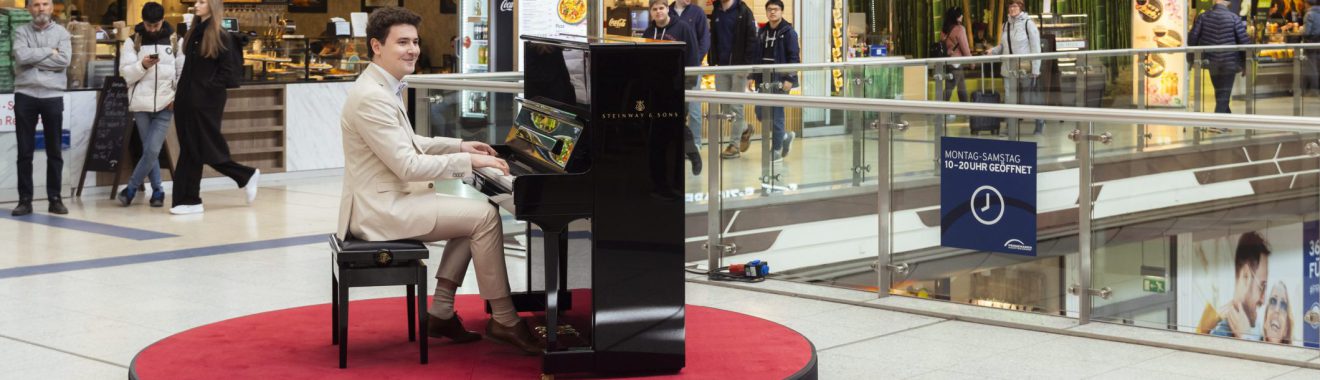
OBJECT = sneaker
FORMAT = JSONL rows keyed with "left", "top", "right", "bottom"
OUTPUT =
{"left": 170, "top": 204, "right": 204, "bottom": 215}
{"left": 780, "top": 132, "right": 795, "bottom": 159}
{"left": 773, "top": 151, "right": 783, "bottom": 162}
{"left": 149, "top": 192, "right": 165, "bottom": 208}
{"left": 117, "top": 188, "right": 136, "bottom": 207}
{"left": 737, "top": 127, "right": 753, "bottom": 152}
{"left": 245, "top": 169, "right": 261, "bottom": 204}
{"left": 946, "top": 114, "right": 957, "bottom": 122}
{"left": 720, "top": 144, "right": 741, "bottom": 159}
{"left": 11, "top": 202, "right": 32, "bottom": 217}
{"left": 48, "top": 199, "right": 68, "bottom": 215}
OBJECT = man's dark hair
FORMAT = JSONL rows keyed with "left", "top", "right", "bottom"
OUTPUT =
{"left": 366, "top": 7, "right": 421, "bottom": 59}
{"left": 141, "top": 2, "right": 164, "bottom": 23}
{"left": 765, "top": 0, "right": 784, "bottom": 10}
{"left": 1233, "top": 231, "right": 1271, "bottom": 275}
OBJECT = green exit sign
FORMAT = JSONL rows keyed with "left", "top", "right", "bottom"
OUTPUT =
{"left": 1143, "top": 277, "right": 1167, "bottom": 293}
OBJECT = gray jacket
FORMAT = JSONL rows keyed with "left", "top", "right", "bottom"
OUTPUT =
{"left": 990, "top": 12, "right": 1041, "bottom": 77}
{"left": 12, "top": 22, "right": 71, "bottom": 99}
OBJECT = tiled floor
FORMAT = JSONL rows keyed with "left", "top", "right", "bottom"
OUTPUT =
{"left": 2, "top": 173, "right": 1318, "bottom": 379}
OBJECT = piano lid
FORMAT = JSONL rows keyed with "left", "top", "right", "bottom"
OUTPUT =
{"left": 521, "top": 34, "right": 686, "bottom": 48}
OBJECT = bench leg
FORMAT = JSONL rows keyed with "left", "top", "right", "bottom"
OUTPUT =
{"left": 407, "top": 284, "right": 416, "bottom": 342}
{"left": 418, "top": 263, "right": 428, "bottom": 364}
{"left": 337, "top": 272, "right": 350, "bottom": 369}
{"left": 332, "top": 274, "right": 339, "bottom": 345}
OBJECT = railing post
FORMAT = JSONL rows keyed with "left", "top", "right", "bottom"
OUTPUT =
{"left": 1294, "top": 47, "right": 1304, "bottom": 117}
{"left": 706, "top": 102, "right": 727, "bottom": 274}
{"left": 758, "top": 67, "right": 776, "bottom": 194}
{"left": 875, "top": 114, "right": 894, "bottom": 299}
{"left": 850, "top": 66, "right": 869, "bottom": 187}
{"left": 1137, "top": 52, "right": 1148, "bottom": 111}
{"left": 1076, "top": 122, "right": 1095, "bottom": 324}
{"left": 1246, "top": 48, "right": 1257, "bottom": 116}
{"left": 934, "top": 63, "right": 947, "bottom": 132}
{"left": 1193, "top": 52, "right": 1204, "bottom": 146}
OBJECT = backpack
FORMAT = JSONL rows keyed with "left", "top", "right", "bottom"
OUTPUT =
{"left": 929, "top": 39, "right": 948, "bottom": 58}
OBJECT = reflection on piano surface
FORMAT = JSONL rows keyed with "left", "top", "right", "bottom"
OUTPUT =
{"left": 467, "top": 34, "right": 687, "bottom": 376}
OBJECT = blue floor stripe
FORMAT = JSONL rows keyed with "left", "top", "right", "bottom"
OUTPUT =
{"left": 0, "top": 213, "right": 177, "bottom": 241}
{"left": 0, "top": 234, "right": 326, "bottom": 280}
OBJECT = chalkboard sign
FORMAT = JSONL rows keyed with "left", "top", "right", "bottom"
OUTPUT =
{"left": 83, "top": 77, "right": 131, "bottom": 172}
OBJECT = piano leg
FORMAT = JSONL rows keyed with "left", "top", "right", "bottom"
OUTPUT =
{"left": 543, "top": 227, "right": 568, "bottom": 351}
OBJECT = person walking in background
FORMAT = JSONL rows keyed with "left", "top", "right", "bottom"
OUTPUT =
{"left": 669, "top": 0, "right": 709, "bottom": 149}
{"left": 118, "top": 2, "right": 183, "bottom": 208}
{"left": 989, "top": 0, "right": 1043, "bottom": 136}
{"left": 749, "top": 0, "right": 798, "bottom": 162}
{"left": 940, "top": 7, "right": 971, "bottom": 105}
{"left": 1303, "top": 0, "right": 1320, "bottom": 95}
{"left": 11, "top": 0, "right": 71, "bottom": 216}
{"left": 709, "top": 0, "right": 757, "bottom": 159}
{"left": 1189, "top": 0, "right": 1250, "bottom": 114}
{"left": 170, "top": 0, "right": 259, "bottom": 215}
{"left": 644, "top": 0, "right": 703, "bottom": 175}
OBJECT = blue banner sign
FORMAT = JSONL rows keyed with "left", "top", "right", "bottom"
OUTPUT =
{"left": 940, "top": 137, "right": 1037, "bottom": 256}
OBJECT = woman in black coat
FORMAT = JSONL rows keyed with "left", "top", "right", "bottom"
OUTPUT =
{"left": 170, "top": 0, "right": 258, "bottom": 215}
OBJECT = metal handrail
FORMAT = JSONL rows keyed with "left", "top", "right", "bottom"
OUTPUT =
{"left": 685, "top": 91, "right": 1320, "bottom": 132}
{"left": 683, "top": 43, "right": 1320, "bottom": 75}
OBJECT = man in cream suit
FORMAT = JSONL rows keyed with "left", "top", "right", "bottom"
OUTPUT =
{"left": 338, "top": 7, "right": 541, "bottom": 355}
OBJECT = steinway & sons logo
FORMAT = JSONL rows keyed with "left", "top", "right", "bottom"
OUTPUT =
{"left": 602, "top": 99, "right": 680, "bottom": 119}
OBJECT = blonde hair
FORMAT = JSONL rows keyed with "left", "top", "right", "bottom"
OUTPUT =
{"left": 186, "top": 0, "right": 228, "bottom": 59}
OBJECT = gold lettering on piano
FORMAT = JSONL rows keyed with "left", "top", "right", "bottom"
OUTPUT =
{"left": 600, "top": 112, "right": 681, "bottom": 120}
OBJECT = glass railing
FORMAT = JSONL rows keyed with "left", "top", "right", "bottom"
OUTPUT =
{"left": 406, "top": 55, "right": 1320, "bottom": 351}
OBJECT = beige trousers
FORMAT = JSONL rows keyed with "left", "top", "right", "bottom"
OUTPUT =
{"left": 415, "top": 195, "right": 511, "bottom": 300}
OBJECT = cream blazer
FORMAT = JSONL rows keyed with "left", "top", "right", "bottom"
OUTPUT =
{"left": 337, "top": 65, "right": 472, "bottom": 241}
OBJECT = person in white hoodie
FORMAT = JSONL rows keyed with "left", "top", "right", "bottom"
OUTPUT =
{"left": 989, "top": 0, "right": 1044, "bottom": 136}
{"left": 117, "top": 2, "right": 184, "bottom": 207}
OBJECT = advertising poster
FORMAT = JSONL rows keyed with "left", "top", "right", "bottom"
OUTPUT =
{"left": 939, "top": 137, "right": 1037, "bottom": 256}
{"left": 517, "top": 0, "right": 589, "bottom": 71}
{"left": 1132, "top": 0, "right": 1188, "bottom": 107}
{"left": 1177, "top": 222, "right": 1320, "bottom": 348}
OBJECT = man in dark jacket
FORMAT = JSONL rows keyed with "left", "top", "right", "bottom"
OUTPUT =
{"left": 644, "top": 0, "right": 703, "bottom": 175}
{"left": 670, "top": 0, "right": 709, "bottom": 149}
{"left": 1189, "top": 0, "right": 1250, "bottom": 113}
{"left": 749, "top": 0, "right": 798, "bottom": 161}
{"left": 710, "top": 0, "right": 758, "bottom": 159}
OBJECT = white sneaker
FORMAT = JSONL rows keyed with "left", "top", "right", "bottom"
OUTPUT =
{"left": 245, "top": 169, "right": 261, "bottom": 204}
{"left": 170, "top": 204, "right": 204, "bottom": 215}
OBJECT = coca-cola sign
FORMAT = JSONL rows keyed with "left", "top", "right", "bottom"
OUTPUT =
{"left": 500, "top": 0, "right": 513, "bottom": 12}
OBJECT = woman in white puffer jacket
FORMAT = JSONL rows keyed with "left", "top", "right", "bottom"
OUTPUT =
{"left": 117, "top": 2, "right": 185, "bottom": 207}
{"left": 989, "top": 0, "right": 1044, "bottom": 136}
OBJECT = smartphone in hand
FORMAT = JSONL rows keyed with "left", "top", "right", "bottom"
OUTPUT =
{"left": 148, "top": 53, "right": 160, "bottom": 59}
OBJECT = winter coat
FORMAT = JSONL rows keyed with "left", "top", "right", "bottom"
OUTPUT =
{"left": 121, "top": 22, "right": 185, "bottom": 113}
{"left": 1305, "top": 6, "right": 1320, "bottom": 40}
{"left": 990, "top": 12, "right": 1041, "bottom": 76}
{"left": 644, "top": 18, "right": 703, "bottom": 67}
{"left": 749, "top": 20, "right": 799, "bottom": 89}
{"left": 1188, "top": 4, "right": 1249, "bottom": 74}
{"left": 670, "top": 2, "right": 710, "bottom": 62}
{"left": 175, "top": 16, "right": 241, "bottom": 164}
{"left": 708, "top": 0, "right": 757, "bottom": 66}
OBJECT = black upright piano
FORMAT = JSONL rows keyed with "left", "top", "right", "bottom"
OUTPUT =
{"left": 469, "top": 34, "right": 687, "bottom": 375}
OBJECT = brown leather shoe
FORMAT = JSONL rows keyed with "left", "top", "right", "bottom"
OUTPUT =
{"left": 427, "top": 313, "right": 481, "bottom": 343}
{"left": 719, "top": 144, "right": 740, "bottom": 159}
{"left": 486, "top": 318, "right": 543, "bottom": 355}
{"left": 737, "top": 127, "right": 753, "bottom": 152}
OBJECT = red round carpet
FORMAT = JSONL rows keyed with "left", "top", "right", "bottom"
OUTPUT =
{"left": 130, "top": 295, "right": 817, "bottom": 379}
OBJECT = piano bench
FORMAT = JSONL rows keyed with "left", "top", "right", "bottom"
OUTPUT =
{"left": 329, "top": 234, "right": 432, "bottom": 369}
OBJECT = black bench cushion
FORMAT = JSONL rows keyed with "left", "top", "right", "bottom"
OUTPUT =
{"left": 330, "top": 235, "right": 430, "bottom": 266}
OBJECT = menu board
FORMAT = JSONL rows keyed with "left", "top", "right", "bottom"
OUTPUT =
{"left": 1132, "top": 0, "right": 1189, "bottom": 107}
{"left": 83, "top": 77, "right": 132, "bottom": 172}
{"left": 517, "top": 0, "right": 589, "bottom": 71}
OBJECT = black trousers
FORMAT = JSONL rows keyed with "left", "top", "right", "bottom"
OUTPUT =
{"left": 1210, "top": 72, "right": 1236, "bottom": 114}
{"left": 14, "top": 93, "right": 64, "bottom": 201}
{"left": 171, "top": 147, "right": 254, "bottom": 207}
